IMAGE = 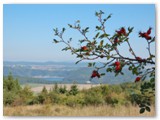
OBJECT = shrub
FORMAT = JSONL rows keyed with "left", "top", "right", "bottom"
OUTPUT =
{"left": 100, "top": 85, "right": 109, "bottom": 95}
{"left": 68, "top": 84, "right": 79, "bottom": 96}
{"left": 84, "top": 90, "right": 104, "bottom": 106}
{"left": 19, "top": 85, "right": 34, "bottom": 105}
{"left": 65, "top": 93, "right": 85, "bottom": 107}
{"left": 59, "top": 85, "right": 67, "bottom": 94}
{"left": 36, "top": 94, "right": 45, "bottom": 104}
{"left": 3, "top": 73, "right": 21, "bottom": 106}
{"left": 3, "top": 90, "right": 15, "bottom": 105}
{"left": 48, "top": 91, "right": 60, "bottom": 104}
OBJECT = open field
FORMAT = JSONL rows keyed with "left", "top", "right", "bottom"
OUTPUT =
{"left": 30, "top": 84, "right": 100, "bottom": 93}
{"left": 4, "top": 104, "right": 155, "bottom": 116}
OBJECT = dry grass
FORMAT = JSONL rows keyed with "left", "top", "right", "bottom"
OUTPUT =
{"left": 3, "top": 104, "right": 155, "bottom": 116}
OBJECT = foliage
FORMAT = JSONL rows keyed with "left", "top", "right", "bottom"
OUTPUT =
{"left": 3, "top": 74, "right": 155, "bottom": 114}
{"left": 84, "top": 89, "right": 104, "bottom": 106}
{"left": 3, "top": 73, "right": 21, "bottom": 105}
{"left": 68, "top": 84, "right": 79, "bottom": 96}
{"left": 36, "top": 86, "right": 49, "bottom": 104}
{"left": 59, "top": 85, "right": 67, "bottom": 94}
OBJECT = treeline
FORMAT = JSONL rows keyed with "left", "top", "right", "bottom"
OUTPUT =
{"left": 3, "top": 74, "right": 155, "bottom": 108}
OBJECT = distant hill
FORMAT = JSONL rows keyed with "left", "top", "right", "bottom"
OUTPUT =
{"left": 3, "top": 61, "right": 136, "bottom": 84}
{"left": 3, "top": 61, "right": 87, "bottom": 66}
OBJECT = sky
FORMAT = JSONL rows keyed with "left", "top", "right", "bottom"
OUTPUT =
{"left": 3, "top": 4, "right": 155, "bottom": 62}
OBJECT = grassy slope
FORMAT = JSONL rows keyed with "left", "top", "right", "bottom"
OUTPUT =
{"left": 4, "top": 104, "right": 155, "bottom": 116}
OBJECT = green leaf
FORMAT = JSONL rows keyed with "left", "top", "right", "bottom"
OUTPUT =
{"left": 75, "top": 60, "right": 81, "bottom": 64}
{"left": 107, "top": 56, "right": 110, "bottom": 60}
{"left": 128, "top": 66, "right": 132, "bottom": 70}
{"left": 85, "top": 27, "right": 89, "bottom": 32}
{"left": 53, "top": 39, "right": 59, "bottom": 43}
{"left": 132, "top": 67, "right": 138, "bottom": 75}
{"left": 120, "top": 72, "right": 124, "bottom": 75}
{"left": 96, "top": 26, "right": 101, "bottom": 30}
{"left": 146, "top": 102, "right": 151, "bottom": 106}
{"left": 115, "top": 72, "right": 119, "bottom": 77}
{"left": 128, "top": 27, "right": 134, "bottom": 32}
{"left": 62, "top": 47, "right": 70, "bottom": 51}
{"left": 100, "top": 10, "right": 104, "bottom": 14}
{"left": 92, "top": 62, "right": 96, "bottom": 66}
{"left": 100, "top": 40, "right": 104, "bottom": 47}
{"left": 99, "top": 33, "right": 110, "bottom": 39}
{"left": 104, "top": 14, "right": 112, "bottom": 21}
{"left": 77, "top": 55, "right": 83, "bottom": 58}
{"left": 95, "top": 12, "right": 99, "bottom": 16}
{"left": 106, "top": 68, "right": 112, "bottom": 72}
{"left": 95, "top": 32, "right": 100, "bottom": 39}
{"left": 141, "top": 76, "right": 146, "bottom": 81}
{"left": 139, "top": 104, "right": 145, "bottom": 108}
{"left": 150, "top": 78, "right": 155, "bottom": 83}
{"left": 62, "top": 28, "right": 65, "bottom": 32}
{"left": 149, "top": 37, "right": 155, "bottom": 43}
{"left": 68, "top": 24, "right": 72, "bottom": 28}
{"left": 140, "top": 108, "right": 145, "bottom": 114}
{"left": 88, "top": 63, "right": 92, "bottom": 67}
{"left": 79, "top": 39, "right": 85, "bottom": 43}
{"left": 145, "top": 106, "right": 151, "bottom": 112}
{"left": 101, "top": 73, "right": 105, "bottom": 76}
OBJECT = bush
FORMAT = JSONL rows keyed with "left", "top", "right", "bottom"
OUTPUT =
{"left": 59, "top": 85, "right": 67, "bottom": 94}
{"left": 19, "top": 85, "right": 34, "bottom": 105}
{"left": 36, "top": 94, "right": 45, "bottom": 104}
{"left": 66, "top": 95, "right": 77, "bottom": 107}
{"left": 65, "top": 93, "right": 85, "bottom": 107}
{"left": 48, "top": 91, "right": 60, "bottom": 104}
{"left": 3, "top": 90, "right": 15, "bottom": 105}
{"left": 68, "top": 84, "right": 79, "bottom": 96}
{"left": 84, "top": 90, "right": 104, "bottom": 106}
{"left": 3, "top": 73, "right": 21, "bottom": 106}
{"left": 100, "top": 85, "right": 109, "bottom": 95}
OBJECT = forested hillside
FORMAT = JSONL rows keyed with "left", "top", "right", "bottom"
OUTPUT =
{"left": 4, "top": 61, "right": 137, "bottom": 84}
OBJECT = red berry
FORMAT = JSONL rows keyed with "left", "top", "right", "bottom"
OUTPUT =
{"left": 81, "top": 46, "right": 88, "bottom": 51}
{"left": 136, "top": 57, "right": 142, "bottom": 61}
{"left": 116, "top": 27, "right": 127, "bottom": 36}
{"left": 115, "top": 61, "right": 120, "bottom": 66}
{"left": 120, "top": 27, "right": 127, "bottom": 36}
{"left": 91, "top": 70, "right": 100, "bottom": 78}
{"left": 145, "top": 35, "right": 151, "bottom": 40}
{"left": 114, "top": 37, "right": 119, "bottom": 44}
{"left": 136, "top": 57, "right": 146, "bottom": 62}
{"left": 116, "top": 30, "right": 122, "bottom": 36}
{"left": 139, "top": 32, "right": 145, "bottom": 37}
{"left": 139, "top": 28, "right": 152, "bottom": 40}
{"left": 147, "top": 27, "right": 152, "bottom": 35}
{"left": 115, "top": 65, "right": 121, "bottom": 72}
{"left": 135, "top": 77, "right": 141, "bottom": 82}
